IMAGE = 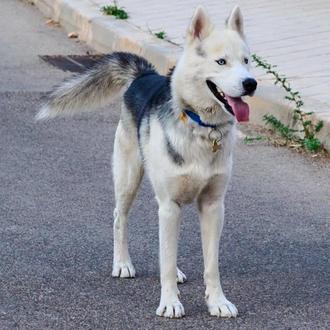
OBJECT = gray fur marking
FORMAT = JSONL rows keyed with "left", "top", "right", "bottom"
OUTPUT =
{"left": 196, "top": 45, "right": 206, "bottom": 57}
{"left": 165, "top": 134, "right": 184, "bottom": 166}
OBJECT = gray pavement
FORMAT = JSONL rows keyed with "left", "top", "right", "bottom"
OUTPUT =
{"left": 0, "top": 1, "right": 329, "bottom": 329}
{"left": 0, "top": 0, "right": 90, "bottom": 92}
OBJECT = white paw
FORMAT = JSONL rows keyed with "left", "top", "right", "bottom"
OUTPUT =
{"left": 176, "top": 267, "right": 187, "bottom": 284}
{"left": 207, "top": 296, "right": 238, "bottom": 318}
{"left": 156, "top": 299, "right": 185, "bottom": 318}
{"left": 112, "top": 261, "right": 136, "bottom": 278}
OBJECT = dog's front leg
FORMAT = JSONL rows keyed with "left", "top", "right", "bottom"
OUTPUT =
{"left": 199, "top": 200, "right": 238, "bottom": 318}
{"left": 156, "top": 200, "right": 185, "bottom": 318}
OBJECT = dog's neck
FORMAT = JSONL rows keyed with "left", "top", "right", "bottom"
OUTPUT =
{"left": 167, "top": 98, "right": 235, "bottom": 154}
{"left": 182, "top": 100, "right": 219, "bottom": 116}
{"left": 178, "top": 98, "right": 233, "bottom": 128}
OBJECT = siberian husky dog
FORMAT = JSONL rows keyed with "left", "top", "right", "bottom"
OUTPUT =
{"left": 37, "top": 5, "right": 257, "bottom": 318}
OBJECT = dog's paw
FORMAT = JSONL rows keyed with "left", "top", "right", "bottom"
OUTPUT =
{"left": 176, "top": 267, "right": 187, "bottom": 284}
{"left": 207, "top": 296, "right": 238, "bottom": 318}
{"left": 156, "top": 299, "right": 185, "bottom": 318}
{"left": 112, "top": 261, "right": 136, "bottom": 278}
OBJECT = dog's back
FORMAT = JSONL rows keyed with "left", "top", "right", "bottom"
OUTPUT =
{"left": 124, "top": 71, "right": 171, "bottom": 131}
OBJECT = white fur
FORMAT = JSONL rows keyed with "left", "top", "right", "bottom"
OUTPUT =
{"left": 35, "top": 106, "right": 51, "bottom": 120}
{"left": 110, "top": 5, "right": 256, "bottom": 319}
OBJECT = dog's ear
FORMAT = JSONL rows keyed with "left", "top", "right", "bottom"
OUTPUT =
{"left": 187, "top": 6, "right": 213, "bottom": 43}
{"left": 226, "top": 5, "right": 244, "bottom": 37}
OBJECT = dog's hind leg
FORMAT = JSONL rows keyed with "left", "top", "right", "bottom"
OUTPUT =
{"left": 112, "top": 118, "right": 143, "bottom": 278}
{"left": 176, "top": 267, "right": 187, "bottom": 283}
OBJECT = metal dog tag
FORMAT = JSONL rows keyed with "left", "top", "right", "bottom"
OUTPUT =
{"left": 212, "top": 139, "right": 221, "bottom": 152}
{"left": 209, "top": 129, "right": 223, "bottom": 152}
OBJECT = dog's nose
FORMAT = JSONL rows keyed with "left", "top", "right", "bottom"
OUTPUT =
{"left": 242, "top": 78, "right": 257, "bottom": 94}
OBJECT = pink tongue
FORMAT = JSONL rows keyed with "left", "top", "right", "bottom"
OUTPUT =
{"left": 225, "top": 96, "right": 249, "bottom": 122}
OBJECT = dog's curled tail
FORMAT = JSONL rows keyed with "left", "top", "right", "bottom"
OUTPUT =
{"left": 36, "top": 52, "right": 155, "bottom": 120}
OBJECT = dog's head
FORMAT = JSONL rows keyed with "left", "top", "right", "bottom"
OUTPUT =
{"left": 173, "top": 5, "right": 257, "bottom": 122}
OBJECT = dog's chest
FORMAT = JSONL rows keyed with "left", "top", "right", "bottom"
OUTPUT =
{"left": 167, "top": 171, "right": 214, "bottom": 205}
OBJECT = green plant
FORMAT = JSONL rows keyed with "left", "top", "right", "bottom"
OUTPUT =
{"left": 154, "top": 31, "right": 167, "bottom": 39}
{"left": 252, "top": 54, "right": 323, "bottom": 152}
{"left": 101, "top": 1, "right": 128, "bottom": 19}
{"left": 243, "top": 135, "right": 267, "bottom": 144}
{"left": 263, "top": 114, "right": 296, "bottom": 140}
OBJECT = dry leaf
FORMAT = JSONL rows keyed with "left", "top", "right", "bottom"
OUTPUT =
{"left": 289, "top": 144, "right": 301, "bottom": 149}
{"left": 68, "top": 32, "right": 78, "bottom": 39}
{"left": 46, "top": 19, "right": 60, "bottom": 27}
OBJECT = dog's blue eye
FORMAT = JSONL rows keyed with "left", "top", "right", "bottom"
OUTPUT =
{"left": 216, "top": 58, "right": 226, "bottom": 65}
{"left": 244, "top": 57, "right": 249, "bottom": 64}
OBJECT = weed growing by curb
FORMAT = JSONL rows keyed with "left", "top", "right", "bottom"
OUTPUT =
{"left": 243, "top": 135, "right": 267, "bottom": 144}
{"left": 101, "top": 1, "right": 128, "bottom": 19}
{"left": 252, "top": 54, "right": 324, "bottom": 152}
{"left": 154, "top": 31, "right": 167, "bottom": 40}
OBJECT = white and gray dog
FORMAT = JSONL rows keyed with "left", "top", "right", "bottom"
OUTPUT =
{"left": 38, "top": 5, "right": 257, "bottom": 318}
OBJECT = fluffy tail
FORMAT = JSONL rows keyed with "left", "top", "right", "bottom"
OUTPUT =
{"left": 36, "top": 52, "right": 155, "bottom": 120}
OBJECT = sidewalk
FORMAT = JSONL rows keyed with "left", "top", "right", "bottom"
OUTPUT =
{"left": 29, "top": 0, "right": 330, "bottom": 150}
{"left": 96, "top": 0, "right": 330, "bottom": 106}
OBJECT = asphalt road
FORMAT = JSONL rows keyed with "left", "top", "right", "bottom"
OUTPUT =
{"left": 1, "top": 1, "right": 329, "bottom": 329}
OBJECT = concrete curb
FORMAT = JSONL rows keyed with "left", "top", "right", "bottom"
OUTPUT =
{"left": 30, "top": 0, "right": 180, "bottom": 73}
{"left": 29, "top": 0, "right": 330, "bottom": 152}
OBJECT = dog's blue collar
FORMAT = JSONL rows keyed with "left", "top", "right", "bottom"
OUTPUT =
{"left": 183, "top": 109, "right": 217, "bottom": 129}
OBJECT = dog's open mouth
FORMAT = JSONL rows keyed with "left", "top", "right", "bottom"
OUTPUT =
{"left": 206, "top": 80, "right": 249, "bottom": 122}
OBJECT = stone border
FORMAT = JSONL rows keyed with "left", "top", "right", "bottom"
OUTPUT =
{"left": 29, "top": 0, "right": 330, "bottom": 151}
{"left": 30, "top": 0, "right": 180, "bottom": 73}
